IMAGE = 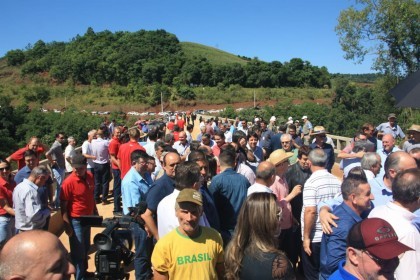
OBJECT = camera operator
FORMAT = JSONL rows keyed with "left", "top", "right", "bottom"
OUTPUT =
{"left": 60, "top": 154, "right": 98, "bottom": 280}
{"left": 121, "top": 150, "right": 154, "bottom": 280}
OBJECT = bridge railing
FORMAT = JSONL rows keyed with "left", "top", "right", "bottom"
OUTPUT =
{"left": 326, "top": 134, "right": 352, "bottom": 154}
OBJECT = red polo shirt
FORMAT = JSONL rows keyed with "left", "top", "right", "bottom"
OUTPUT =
{"left": 60, "top": 172, "right": 95, "bottom": 218}
{"left": 9, "top": 146, "right": 45, "bottom": 170}
{"left": 0, "top": 177, "right": 16, "bottom": 216}
{"left": 117, "top": 140, "right": 146, "bottom": 179}
{"left": 108, "top": 137, "right": 121, "bottom": 170}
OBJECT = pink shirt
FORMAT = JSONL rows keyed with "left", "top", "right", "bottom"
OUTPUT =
{"left": 270, "top": 175, "right": 293, "bottom": 229}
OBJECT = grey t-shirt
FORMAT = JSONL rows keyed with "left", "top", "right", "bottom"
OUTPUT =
{"left": 47, "top": 140, "right": 65, "bottom": 169}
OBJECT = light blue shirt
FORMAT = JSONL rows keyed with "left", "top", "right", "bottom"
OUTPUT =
{"left": 13, "top": 178, "right": 50, "bottom": 230}
{"left": 91, "top": 137, "right": 110, "bottom": 164}
{"left": 318, "top": 177, "right": 392, "bottom": 215}
{"left": 369, "top": 177, "right": 393, "bottom": 209}
{"left": 121, "top": 167, "right": 152, "bottom": 215}
{"left": 376, "top": 146, "right": 400, "bottom": 178}
{"left": 376, "top": 122, "right": 405, "bottom": 139}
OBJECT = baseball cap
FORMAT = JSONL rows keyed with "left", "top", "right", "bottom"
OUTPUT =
{"left": 388, "top": 113, "right": 396, "bottom": 119}
{"left": 176, "top": 189, "right": 203, "bottom": 206}
{"left": 302, "top": 115, "right": 308, "bottom": 120}
{"left": 347, "top": 218, "right": 413, "bottom": 260}
{"left": 71, "top": 154, "right": 87, "bottom": 168}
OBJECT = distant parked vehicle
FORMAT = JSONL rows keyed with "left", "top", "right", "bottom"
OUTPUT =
{"left": 194, "top": 109, "right": 207, "bottom": 115}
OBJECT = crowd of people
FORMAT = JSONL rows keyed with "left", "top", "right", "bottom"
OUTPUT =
{"left": 0, "top": 111, "right": 419, "bottom": 280}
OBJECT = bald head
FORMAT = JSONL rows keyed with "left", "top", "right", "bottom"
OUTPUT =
{"left": 382, "top": 134, "right": 395, "bottom": 152}
{"left": 256, "top": 161, "right": 276, "bottom": 186}
{"left": 385, "top": 151, "right": 417, "bottom": 180}
{"left": 0, "top": 230, "right": 75, "bottom": 280}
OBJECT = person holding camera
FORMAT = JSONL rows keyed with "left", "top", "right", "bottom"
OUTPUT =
{"left": 121, "top": 150, "right": 154, "bottom": 280}
{"left": 60, "top": 154, "right": 98, "bottom": 280}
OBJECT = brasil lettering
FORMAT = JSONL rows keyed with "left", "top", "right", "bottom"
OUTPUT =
{"left": 177, "top": 253, "right": 212, "bottom": 265}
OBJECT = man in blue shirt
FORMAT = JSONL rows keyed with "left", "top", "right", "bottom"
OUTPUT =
{"left": 121, "top": 150, "right": 153, "bottom": 280}
{"left": 209, "top": 148, "right": 250, "bottom": 246}
{"left": 320, "top": 171, "right": 374, "bottom": 279}
{"left": 318, "top": 151, "right": 417, "bottom": 234}
{"left": 376, "top": 113, "right": 405, "bottom": 139}
{"left": 329, "top": 218, "right": 412, "bottom": 280}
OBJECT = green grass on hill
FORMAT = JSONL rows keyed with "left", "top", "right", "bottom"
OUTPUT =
{"left": 181, "top": 42, "right": 248, "bottom": 65}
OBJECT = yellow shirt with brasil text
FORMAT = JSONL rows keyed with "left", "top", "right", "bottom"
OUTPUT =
{"left": 152, "top": 226, "right": 224, "bottom": 280}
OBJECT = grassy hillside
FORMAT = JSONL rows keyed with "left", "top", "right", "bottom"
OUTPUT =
{"left": 181, "top": 42, "right": 248, "bottom": 65}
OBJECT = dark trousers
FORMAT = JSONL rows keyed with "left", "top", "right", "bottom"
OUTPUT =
{"left": 93, "top": 162, "right": 110, "bottom": 202}
{"left": 278, "top": 227, "right": 301, "bottom": 268}
{"left": 112, "top": 169, "right": 122, "bottom": 212}
{"left": 301, "top": 241, "right": 321, "bottom": 280}
{"left": 129, "top": 221, "right": 153, "bottom": 280}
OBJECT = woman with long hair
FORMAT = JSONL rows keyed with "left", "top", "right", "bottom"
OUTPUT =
{"left": 0, "top": 159, "right": 16, "bottom": 246}
{"left": 225, "top": 192, "right": 295, "bottom": 280}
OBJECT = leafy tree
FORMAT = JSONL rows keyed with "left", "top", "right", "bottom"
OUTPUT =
{"left": 5, "top": 49, "right": 26, "bottom": 66}
{"left": 336, "top": 0, "right": 420, "bottom": 76}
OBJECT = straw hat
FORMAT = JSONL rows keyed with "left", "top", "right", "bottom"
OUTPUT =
{"left": 311, "top": 126, "right": 328, "bottom": 136}
{"left": 268, "top": 150, "right": 293, "bottom": 166}
{"left": 407, "top": 124, "right": 420, "bottom": 133}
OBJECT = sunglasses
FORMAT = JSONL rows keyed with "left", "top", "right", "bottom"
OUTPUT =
{"left": 362, "top": 250, "right": 388, "bottom": 266}
{"left": 0, "top": 167, "right": 10, "bottom": 171}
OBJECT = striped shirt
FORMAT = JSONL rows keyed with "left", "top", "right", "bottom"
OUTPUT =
{"left": 301, "top": 169, "right": 341, "bottom": 242}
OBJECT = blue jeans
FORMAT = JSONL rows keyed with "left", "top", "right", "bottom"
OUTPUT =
{"left": 93, "top": 162, "right": 110, "bottom": 202}
{"left": 129, "top": 222, "right": 152, "bottom": 280}
{"left": 52, "top": 168, "right": 65, "bottom": 208}
{"left": 0, "top": 216, "right": 14, "bottom": 246}
{"left": 69, "top": 218, "right": 91, "bottom": 280}
{"left": 112, "top": 169, "right": 122, "bottom": 212}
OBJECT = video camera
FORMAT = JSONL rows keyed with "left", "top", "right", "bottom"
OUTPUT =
{"left": 81, "top": 201, "right": 148, "bottom": 279}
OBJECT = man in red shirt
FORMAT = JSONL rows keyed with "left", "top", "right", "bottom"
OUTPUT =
{"left": 60, "top": 154, "right": 97, "bottom": 280}
{"left": 7, "top": 137, "right": 48, "bottom": 170}
{"left": 176, "top": 116, "right": 185, "bottom": 131}
{"left": 109, "top": 127, "right": 122, "bottom": 215}
{"left": 118, "top": 128, "right": 146, "bottom": 179}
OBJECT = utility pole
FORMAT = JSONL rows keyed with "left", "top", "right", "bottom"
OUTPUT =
{"left": 161, "top": 92, "right": 163, "bottom": 113}
{"left": 254, "top": 90, "right": 256, "bottom": 108}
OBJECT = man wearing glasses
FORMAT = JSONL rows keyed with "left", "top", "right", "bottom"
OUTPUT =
{"left": 320, "top": 171, "right": 374, "bottom": 279}
{"left": 280, "top": 133, "right": 299, "bottom": 165}
{"left": 121, "top": 150, "right": 154, "bottom": 280}
{"left": 329, "top": 217, "right": 412, "bottom": 280}
{"left": 46, "top": 132, "right": 66, "bottom": 209}
{"left": 368, "top": 168, "right": 420, "bottom": 279}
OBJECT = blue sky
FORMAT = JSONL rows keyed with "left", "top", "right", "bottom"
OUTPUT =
{"left": 0, "top": 0, "right": 375, "bottom": 74}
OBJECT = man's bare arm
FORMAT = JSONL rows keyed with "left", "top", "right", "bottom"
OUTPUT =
{"left": 303, "top": 206, "right": 316, "bottom": 256}
{"left": 153, "top": 270, "right": 168, "bottom": 280}
{"left": 141, "top": 209, "right": 159, "bottom": 240}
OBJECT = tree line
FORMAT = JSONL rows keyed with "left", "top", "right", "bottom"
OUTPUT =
{"left": 5, "top": 28, "right": 331, "bottom": 89}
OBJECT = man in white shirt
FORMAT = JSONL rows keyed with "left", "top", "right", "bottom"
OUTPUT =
{"left": 247, "top": 161, "right": 276, "bottom": 196}
{"left": 157, "top": 161, "right": 209, "bottom": 238}
{"left": 368, "top": 168, "right": 420, "bottom": 280}
{"left": 301, "top": 149, "right": 341, "bottom": 280}
{"left": 64, "top": 136, "right": 76, "bottom": 176}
